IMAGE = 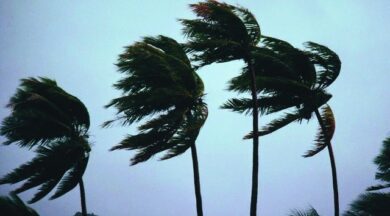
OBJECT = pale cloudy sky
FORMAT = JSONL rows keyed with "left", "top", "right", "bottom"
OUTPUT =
{"left": 0, "top": 1, "right": 389, "bottom": 215}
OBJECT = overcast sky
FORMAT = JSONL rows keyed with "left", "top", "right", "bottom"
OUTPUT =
{"left": 1, "top": 1, "right": 389, "bottom": 215}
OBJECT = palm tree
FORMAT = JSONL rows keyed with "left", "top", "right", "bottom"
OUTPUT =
{"left": 343, "top": 193, "right": 390, "bottom": 216}
{"left": 223, "top": 37, "right": 341, "bottom": 215}
{"left": 180, "top": 1, "right": 264, "bottom": 214}
{"left": 344, "top": 136, "right": 390, "bottom": 216}
{"left": 0, "top": 193, "right": 39, "bottom": 216}
{"left": 104, "top": 35, "right": 208, "bottom": 216}
{"left": 0, "top": 77, "right": 91, "bottom": 216}
{"left": 367, "top": 136, "right": 390, "bottom": 191}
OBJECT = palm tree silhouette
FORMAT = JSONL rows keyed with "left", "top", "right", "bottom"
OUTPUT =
{"left": 104, "top": 36, "right": 208, "bottom": 216}
{"left": 344, "top": 193, "right": 390, "bottom": 216}
{"left": 0, "top": 77, "right": 91, "bottom": 216}
{"left": 367, "top": 136, "right": 390, "bottom": 191}
{"left": 344, "top": 136, "right": 390, "bottom": 215}
{"left": 180, "top": 1, "right": 264, "bottom": 214}
{"left": 228, "top": 37, "right": 341, "bottom": 215}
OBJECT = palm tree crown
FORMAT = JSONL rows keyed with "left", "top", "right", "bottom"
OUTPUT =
{"left": 105, "top": 35, "right": 207, "bottom": 216}
{"left": 223, "top": 37, "right": 340, "bottom": 135}
{"left": 181, "top": 0, "right": 261, "bottom": 67}
{"left": 105, "top": 35, "right": 208, "bottom": 164}
{"left": 0, "top": 77, "right": 91, "bottom": 204}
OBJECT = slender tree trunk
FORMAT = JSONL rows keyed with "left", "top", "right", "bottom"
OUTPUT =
{"left": 248, "top": 57, "right": 260, "bottom": 216}
{"left": 314, "top": 109, "right": 339, "bottom": 216}
{"left": 79, "top": 178, "right": 88, "bottom": 216}
{"left": 191, "top": 143, "right": 203, "bottom": 216}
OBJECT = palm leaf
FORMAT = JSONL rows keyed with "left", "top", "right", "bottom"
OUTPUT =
{"left": 221, "top": 95, "right": 304, "bottom": 115}
{"left": 161, "top": 103, "right": 208, "bottom": 160}
{"left": 50, "top": 157, "right": 89, "bottom": 200}
{"left": 1, "top": 77, "right": 90, "bottom": 148}
{"left": 303, "top": 105, "right": 335, "bottom": 157}
{"left": 0, "top": 137, "right": 90, "bottom": 203}
{"left": 344, "top": 193, "right": 390, "bottom": 216}
{"left": 261, "top": 36, "right": 317, "bottom": 87}
{"left": 0, "top": 193, "right": 39, "bottom": 216}
{"left": 289, "top": 206, "right": 320, "bottom": 216}
{"left": 244, "top": 110, "right": 304, "bottom": 139}
{"left": 181, "top": 0, "right": 261, "bottom": 67}
{"left": 366, "top": 183, "right": 390, "bottom": 191}
{"left": 304, "top": 42, "right": 341, "bottom": 89}
{"left": 366, "top": 137, "right": 390, "bottom": 191}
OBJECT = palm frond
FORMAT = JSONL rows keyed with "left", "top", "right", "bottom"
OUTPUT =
{"left": 227, "top": 71, "right": 311, "bottom": 95}
{"left": 365, "top": 137, "right": 390, "bottom": 191}
{"left": 304, "top": 42, "right": 341, "bottom": 89}
{"left": 303, "top": 105, "right": 335, "bottom": 157}
{"left": 289, "top": 206, "right": 320, "bottom": 216}
{"left": 180, "top": 0, "right": 261, "bottom": 67}
{"left": 344, "top": 193, "right": 390, "bottom": 216}
{"left": 50, "top": 157, "right": 89, "bottom": 200}
{"left": 373, "top": 137, "right": 390, "bottom": 182}
{"left": 244, "top": 110, "right": 304, "bottom": 139}
{"left": 1, "top": 77, "right": 90, "bottom": 148}
{"left": 108, "top": 35, "right": 208, "bottom": 164}
{"left": 143, "top": 35, "right": 191, "bottom": 65}
{"left": 28, "top": 176, "right": 63, "bottom": 204}
{"left": 231, "top": 6, "right": 261, "bottom": 45}
{"left": 161, "top": 103, "right": 208, "bottom": 160}
{"left": 0, "top": 137, "right": 90, "bottom": 203}
{"left": 0, "top": 193, "right": 39, "bottom": 216}
{"left": 261, "top": 36, "right": 317, "bottom": 87}
{"left": 221, "top": 95, "right": 304, "bottom": 115}
{"left": 366, "top": 183, "right": 390, "bottom": 191}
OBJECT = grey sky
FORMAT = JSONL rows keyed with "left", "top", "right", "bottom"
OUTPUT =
{"left": 0, "top": 0, "right": 389, "bottom": 215}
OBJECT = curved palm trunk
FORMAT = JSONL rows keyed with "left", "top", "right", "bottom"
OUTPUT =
{"left": 314, "top": 109, "right": 339, "bottom": 216}
{"left": 79, "top": 178, "right": 88, "bottom": 216}
{"left": 191, "top": 143, "right": 203, "bottom": 216}
{"left": 248, "top": 58, "right": 260, "bottom": 216}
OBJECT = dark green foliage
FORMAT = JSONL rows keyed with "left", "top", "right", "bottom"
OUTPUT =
{"left": 0, "top": 137, "right": 89, "bottom": 203}
{"left": 304, "top": 42, "right": 341, "bottom": 89}
{"left": 0, "top": 77, "right": 91, "bottom": 203}
{"left": 181, "top": 2, "right": 265, "bottom": 215}
{"left": 344, "top": 193, "right": 390, "bottom": 216}
{"left": 221, "top": 35, "right": 341, "bottom": 216}
{"left": 180, "top": 0, "right": 261, "bottom": 67}
{"left": 0, "top": 77, "right": 90, "bottom": 148}
{"left": 367, "top": 137, "right": 390, "bottom": 191}
{"left": 105, "top": 35, "right": 208, "bottom": 165}
{"left": 345, "top": 137, "right": 390, "bottom": 215}
{"left": 289, "top": 207, "right": 320, "bottom": 216}
{"left": 0, "top": 193, "right": 39, "bottom": 216}
{"left": 225, "top": 36, "right": 339, "bottom": 142}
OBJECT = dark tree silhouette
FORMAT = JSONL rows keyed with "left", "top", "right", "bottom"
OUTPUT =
{"left": 367, "top": 137, "right": 390, "bottom": 191}
{"left": 0, "top": 77, "right": 91, "bottom": 216}
{"left": 343, "top": 136, "right": 390, "bottom": 216}
{"left": 224, "top": 37, "right": 341, "bottom": 216}
{"left": 104, "top": 36, "right": 208, "bottom": 216}
{"left": 344, "top": 193, "right": 390, "bottom": 216}
{"left": 180, "top": 1, "right": 266, "bottom": 214}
